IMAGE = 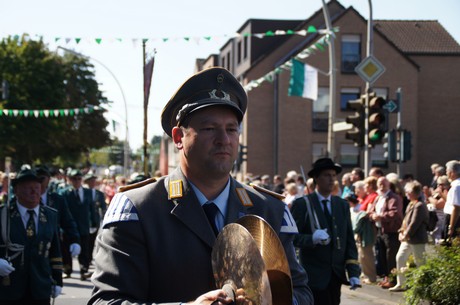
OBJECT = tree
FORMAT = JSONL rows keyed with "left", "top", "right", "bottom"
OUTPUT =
{"left": 0, "top": 35, "right": 111, "bottom": 168}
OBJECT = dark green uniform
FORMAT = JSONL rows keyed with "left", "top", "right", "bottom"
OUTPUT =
{"left": 0, "top": 202, "right": 62, "bottom": 302}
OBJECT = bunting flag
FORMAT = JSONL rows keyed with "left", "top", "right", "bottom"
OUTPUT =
{"left": 0, "top": 105, "right": 102, "bottom": 118}
{"left": 288, "top": 59, "right": 318, "bottom": 100}
{"left": 4, "top": 27, "right": 339, "bottom": 46}
{"left": 144, "top": 50, "right": 156, "bottom": 108}
{"left": 244, "top": 32, "right": 333, "bottom": 92}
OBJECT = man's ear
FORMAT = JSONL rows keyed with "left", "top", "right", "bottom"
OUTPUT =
{"left": 172, "top": 126, "right": 184, "bottom": 149}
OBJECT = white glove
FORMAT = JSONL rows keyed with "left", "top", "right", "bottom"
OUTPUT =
{"left": 312, "top": 229, "right": 330, "bottom": 245}
{"left": 51, "top": 285, "right": 62, "bottom": 298}
{"left": 69, "top": 243, "right": 81, "bottom": 257}
{"left": 0, "top": 259, "right": 15, "bottom": 277}
{"left": 349, "top": 277, "right": 361, "bottom": 290}
{"left": 89, "top": 227, "right": 98, "bottom": 234}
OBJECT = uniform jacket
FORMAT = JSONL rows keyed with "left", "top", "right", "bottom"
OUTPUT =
{"left": 402, "top": 200, "right": 429, "bottom": 244}
{"left": 290, "top": 193, "right": 360, "bottom": 290}
{"left": 42, "top": 191, "right": 80, "bottom": 244}
{"left": 0, "top": 202, "right": 62, "bottom": 301}
{"left": 61, "top": 187, "right": 99, "bottom": 236}
{"left": 90, "top": 188, "right": 106, "bottom": 222}
{"left": 89, "top": 167, "right": 313, "bottom": 305}
{"left": 368, "top": 191, "right": 403, "bottom": 234}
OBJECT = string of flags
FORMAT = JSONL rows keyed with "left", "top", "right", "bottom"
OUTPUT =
{"left": 244, "top": 31, "right": 334, "bottom": 92}
{"left": 0, "top": 105, "right": 103, "bottom": 118}
{"left": 5, "top": 26, "right": 339, "bottom": 46}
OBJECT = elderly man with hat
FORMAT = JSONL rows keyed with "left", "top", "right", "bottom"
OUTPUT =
{"left": 0, "top": 169, "right": 63, "bottom": 304}
{"left": 290, "top": 158, "right": 360, "bottom": 305}
{"left": 90, "top": 67, "right": 313, "bottom": 305}
{"left": 59, "top": 169, "right": 99, "bottom": 280}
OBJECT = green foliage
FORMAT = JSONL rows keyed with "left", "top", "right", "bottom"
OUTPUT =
{"left": 0, "top": 35, "right": 111, "bottom": 168}
{"left": 404, "top": 238, "right": 460, "bottom": 305}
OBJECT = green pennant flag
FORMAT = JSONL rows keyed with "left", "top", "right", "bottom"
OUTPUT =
{"left": 59, "top": 109, "right": 64, "bottom": 116}
{"left": 183, "top": 37, "right": 190, "bottom": 41}
{"left": 162, "top": 38, "right": 169, "bottom": 42}
{"left": 69, "top": 109, "right": 74, "bottom": 116}
{"left": 8, "top": 109, "right": 13, "bottom": 116}
{"left": 39, "top": 110, "right": 44, "bottom": 117}
{"left": 49, "top": 110, "right": 54, "bottom": 117}
{"left": 0, "top": 111, "right": 3, "bottom": 116}
{"left": 95, "top": 38, "right": 102, "bottom": 44}
{"left": 265, "top": 31, "right": 275, "bottom": 37}
{"left": 142, "top": 38, "right": 148, "bottom": 43}
{"left": 75, "top": 38, "right": 81, "bottom": 44}
{"left": 116, "top": 38, "right": 123, "bottom": 42}
{"left": 55, "top": 37, "right": 61, "bottom": 42}
{"left": 307, "top": 25, "right": 317, "bottom": 33}
{"left": 286, "top": 30, "right": 294, "bottom": 35}
{"left": 243, "top": 33, "right": 251, "bottom": 37}
{"left": 315, "top": 43, "right": 324, "bottom": 51}
{"left": 204, "top": 36, "right": 211, "bottom": 41}
{"left": 29, "top": 110, "right": 34, "bottom": 116}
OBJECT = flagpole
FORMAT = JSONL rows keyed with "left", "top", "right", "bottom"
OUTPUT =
{"left": 142, "top": 41, "right": 149, "bottom": 175}
{"left": 322, "top": 0, "right": 336, "bottom": 160}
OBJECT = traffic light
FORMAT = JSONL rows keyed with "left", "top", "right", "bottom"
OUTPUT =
{"left": 400, "top": 130, "right": 412, "bottom": 162}
{"left": 368, "top": 93, "right": 387, "bottom": 147}
{"left": 345, "top": 96, "right": 365, "bottom": 147}
{"left": 235, "top": 144, "right": 247, "bottom": 171}
{"left": 383, "top": 129, "right": 398, "bottom": 162}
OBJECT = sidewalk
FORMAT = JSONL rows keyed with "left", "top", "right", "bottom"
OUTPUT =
{"left": 341, "top": 282, "right": 404, "bottom": 305}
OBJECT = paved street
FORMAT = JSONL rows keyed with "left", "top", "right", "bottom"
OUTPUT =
{"left": 55, "top": 258, "right": 405, "bottom": 305}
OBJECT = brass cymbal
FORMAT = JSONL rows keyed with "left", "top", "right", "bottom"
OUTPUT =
{"left": 212, "top": 223, "right": 272, "bottom": 305}
{"left": 237, "top": 215, "right": 293, "bottom": 305}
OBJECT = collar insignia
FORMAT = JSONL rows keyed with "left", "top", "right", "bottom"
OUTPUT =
{"left": 236, "top": 188, "right": 253, "bottom": 207}
{"left": 169, "top": 180, "right": 183, "bottom": 199}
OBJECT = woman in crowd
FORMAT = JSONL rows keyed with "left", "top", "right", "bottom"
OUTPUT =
{"left": 390, "top": 180, "right": 429, "bottom": 292}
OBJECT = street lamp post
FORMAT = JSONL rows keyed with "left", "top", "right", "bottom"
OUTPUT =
{"left": 57, "top": 46, "right": 130, "bottom": 176}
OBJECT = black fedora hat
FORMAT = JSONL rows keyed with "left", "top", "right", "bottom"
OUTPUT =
{"left": 161, "top": 67, "right": 247, "bottom": 138}
{"left": 307, "top": 158, "right": 342, "bottom": 177}
{"left": 35, "top": 165, "right": 51, "bottom": 177}
{"left": 11, "top": 169, "right": 44, "bottom": 187}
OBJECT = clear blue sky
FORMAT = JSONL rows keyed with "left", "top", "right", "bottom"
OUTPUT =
{"left": 1, "top": 0, "right": 459, "bottom": 150}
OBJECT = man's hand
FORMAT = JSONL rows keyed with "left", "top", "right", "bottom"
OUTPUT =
{"left": 349, "top": 277, "right": 361, "bottom": 290}
{"left": 69, "top": 243, "right": 81, "bottom": 257}
{"left": 0, "top": 259, "right": 14, "bottom": 277}
{"left": 312, "top": 229, "right": 330, "bottom": 245}
{"left": 190, "top": 289, "right": 235, "bottom": 305}
{"left": 51, "top": 285, "right": 62, "bottom": 298}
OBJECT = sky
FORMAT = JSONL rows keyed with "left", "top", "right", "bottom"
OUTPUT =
{"left": 1, "top": 0, "right": 459, "bottom": 150}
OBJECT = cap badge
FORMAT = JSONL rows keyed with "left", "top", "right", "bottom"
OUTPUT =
{"left": 209, "top": 89, "right": 231, "bottom": 102}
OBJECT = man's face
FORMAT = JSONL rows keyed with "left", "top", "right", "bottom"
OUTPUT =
{"left": 315, "top": 169, "right": 337, "bottom": 195}
{"left": 350, "top": 170, "right": 360, "bottom": 182}
{"left": 172, "top": 106, "right": 240, "bottom": 180}
{"left": 377, "top": 177, "right": 389, "bottom": 193}
{"left": 38, "top": 175, "right": 50, "bottom": 195}
{"left": 70, "top": 176, "right": 83, "bottom": 189}
{"left": 14, "top": 181, "right": 41, "bottom": 208}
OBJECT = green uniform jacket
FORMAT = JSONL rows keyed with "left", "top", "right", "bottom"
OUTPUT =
{"left": 290, "top": 193, "right": 360, "bottom": 290}
{"left": 43, "top": 191, "right": 80, "bottom": 244}
{"left": 0, "top": 202, "right": 63, "bottom": 301}
{"left": 61, "top": 187, "right": 99, "bottom": 236}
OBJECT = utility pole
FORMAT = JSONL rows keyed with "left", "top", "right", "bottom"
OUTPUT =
{"left": 364, "top": 0, "right": 374, "bottom": 176}
{"left": 142, "top": 41, "right": 149, "bottom": 175}
{"left": 322, "top": 0, "right": 336, "bottom": 160}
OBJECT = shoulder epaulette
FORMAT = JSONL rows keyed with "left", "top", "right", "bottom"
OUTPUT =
{"left": 118, "top": 177, "right": 157, "bottom": 193}
{"left": 250, "top": 183, "right": 285, "bottom": 201}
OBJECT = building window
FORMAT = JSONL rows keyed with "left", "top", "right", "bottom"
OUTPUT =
{"left": 237, "top": 41, "right": 242, "bottom": 64}
{"left": 341, "top": 35, "right": 361, "bottom": 73}
{"left": 312, "top": 87, "right": 329, "bottom": 132}
{"left": 340, "top": 88, "right": 361, "bottom": 111}
{"left": 243, "top": 36, "right": 249, "bottom": 59}
{"left": 226, "top": 52, "right": 231, "bottom": 71}
{"left": 221, "top": 57, "right": 226, "bottom": 69}
{"left": 312, "top": 143, "right": 327, "bottom": 162}
{"left": 339, "top": 144, "right": 360, "bottom": 166}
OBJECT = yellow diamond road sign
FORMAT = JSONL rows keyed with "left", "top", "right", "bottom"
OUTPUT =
{"left": 355, "top": 55, "right": 385, "bottom": 84}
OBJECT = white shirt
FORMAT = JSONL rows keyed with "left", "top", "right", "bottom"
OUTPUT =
{"left": 16, "top": 202, "right": 39, "bottom": 232}
{"left": 444, "top": 178, "right": 460, "bottom": 215}
{"left": 374, "top": 190, "right": 390, "bottom": 227}
{"left": 315, "top": 191, "right": 332, "bottom": 214}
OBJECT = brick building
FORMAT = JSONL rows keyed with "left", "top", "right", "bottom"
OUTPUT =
{"left": 164, "top": 0, "right": 460, "bottom": 185}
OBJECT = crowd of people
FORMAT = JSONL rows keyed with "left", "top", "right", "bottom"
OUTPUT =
{"left": 0, "top": 66, "right": 459, "bottom": 305}
{"left": 247, "top": 160, "right": 460, "bottom": 295}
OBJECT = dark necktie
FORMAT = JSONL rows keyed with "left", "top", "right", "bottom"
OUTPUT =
{"left": 75, "top": 189, "right": 81, "bottom": 203}
{"left": 203, "top": 202, "right": 219, "bottom": 236}
{"left": 322, "top": 199, "right": 332, "bottom": 228}
{"left": 26, "top": 210, "right": 36, "bottom": 238}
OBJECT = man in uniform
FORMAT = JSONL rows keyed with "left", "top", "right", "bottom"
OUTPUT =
{"left": 89, "top": 67, "right": 313, "bottom": 305}
{"left": 60, "top": 169, "right": 99, "bottom": 280}
{"left": 0, "top": 169, "right": 63, "bottom": 304}
{"left": 36, "top": 165, "right": 81, "bottom": 274}
{"left": 290, "top": 158, "right": 360, "bottom": 305}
